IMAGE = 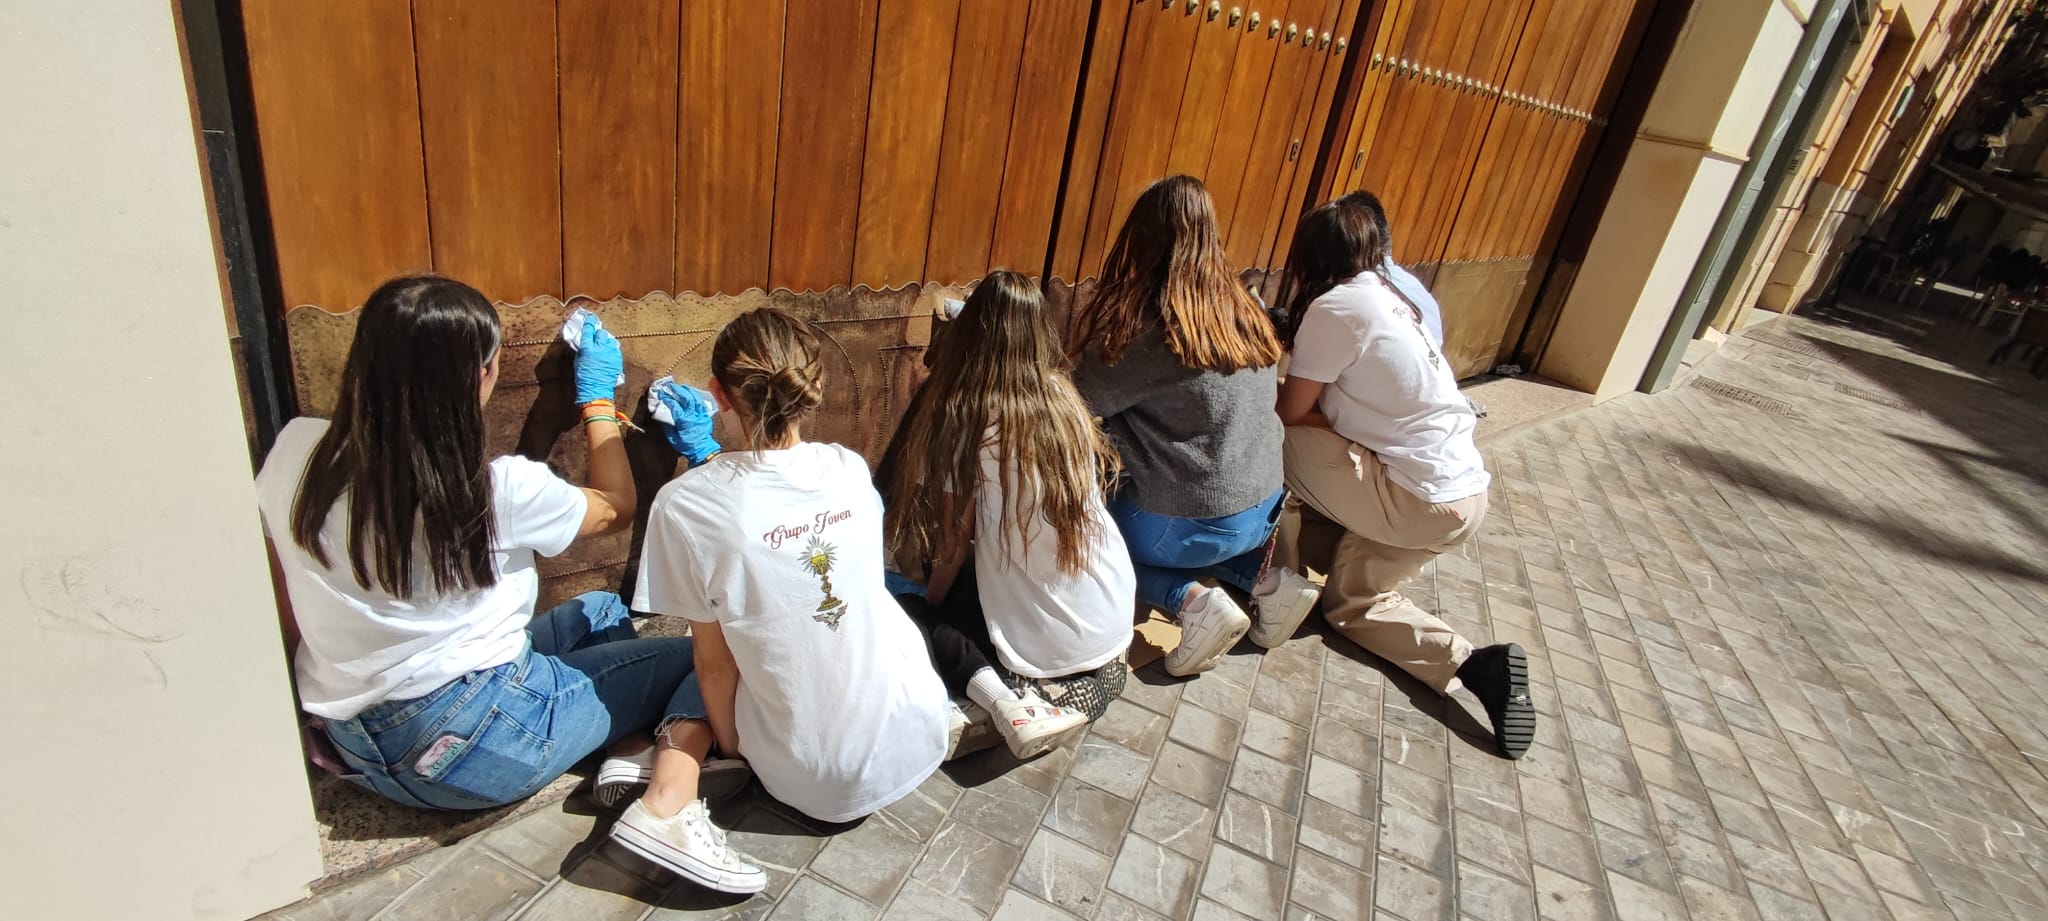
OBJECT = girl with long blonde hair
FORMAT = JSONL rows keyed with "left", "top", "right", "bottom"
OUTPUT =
{"left": 883, "top": 270, "right": 1134, "bottom": 757}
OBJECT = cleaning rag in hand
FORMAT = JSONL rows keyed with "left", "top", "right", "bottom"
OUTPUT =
{"left": 647, "top": 376, "right": 720, "bottom": 425}
{"left": 561, "top": 306, "right": 625, "bottom": 388}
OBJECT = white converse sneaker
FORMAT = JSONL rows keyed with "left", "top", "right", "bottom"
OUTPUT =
{"left": 987, "top": 690, "right": 1090, "bottom": 760}
{"left": 1163, "top": 587, "right": 1251, "bottom": 677}
{"left": 610, "top": 799, "right": 767, "bottom": 894}
{"left": 594, "top": 744, "right": 752, "bottom": 810}
{"left": 1247, "top": 566, "right": 1321, "bottom": 649}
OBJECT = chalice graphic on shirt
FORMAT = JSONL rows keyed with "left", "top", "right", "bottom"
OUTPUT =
{"left": 802, "top": 536, "right": 848, "bottom": 631}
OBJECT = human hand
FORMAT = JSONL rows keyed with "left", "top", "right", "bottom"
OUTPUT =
{"left": 573, "top": 321, "right": 625, "bottom": 405}
{"left": 653, "top": 382, "right": 721, "bottom": 465}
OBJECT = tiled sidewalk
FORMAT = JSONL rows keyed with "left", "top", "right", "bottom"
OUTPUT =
{"left": 265, "top": 309, "right": 2048, "bottom": 921}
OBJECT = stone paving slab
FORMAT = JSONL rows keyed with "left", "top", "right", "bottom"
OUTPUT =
{"left": 260, "top": 309, "right": 2048, "bottom": 921}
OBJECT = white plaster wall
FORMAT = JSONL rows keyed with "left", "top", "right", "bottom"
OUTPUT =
{"left": 1714, "top": 0, "right": 1809, "bottom": 156}
{"left": 1542, "top": 146, "right": 1747, "bottom": 397}
{"left": 0, "top": 3, "right": 323, "bottom": 919}
{"left": 1540, "top": 0, "right": 1811, "bottom": 396}
{"left": 1640, "top": 0, "right": 1779, "bottom": 148}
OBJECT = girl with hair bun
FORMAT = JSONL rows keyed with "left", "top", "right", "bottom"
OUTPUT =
{"left": 631, "top": 308, "right": 953, "bottom": 825}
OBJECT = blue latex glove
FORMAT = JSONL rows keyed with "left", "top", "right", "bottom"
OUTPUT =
{"left": 653, "top": 384, "right": 721, "bottom": 465}
{"left": 573, "top": 321, "right": 625, "bottom": 405}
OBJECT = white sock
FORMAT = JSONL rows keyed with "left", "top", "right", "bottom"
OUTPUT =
{"left": 965, "top": 668, "right": 1018, "bottom": 712}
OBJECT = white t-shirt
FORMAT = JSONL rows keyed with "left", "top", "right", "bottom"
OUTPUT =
{"left": 255, "top": 417, "right": 589, "bottom": 721}
{"left": 633, "top": 442, "right": 948, "bottom": 823}
{"left": 973, "top": 426, "right": 1136, "bottom": 678}
{"left": 1288, "top": 271, "right": 1491, "bottom": 503}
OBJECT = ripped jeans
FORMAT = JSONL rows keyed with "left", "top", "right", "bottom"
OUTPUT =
{"left": 321, "top": 591, "right": 706, "bottom": 810}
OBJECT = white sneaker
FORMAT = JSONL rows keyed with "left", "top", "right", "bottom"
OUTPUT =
{"left": 594, "top": 744, "right": 752, "bottom": 810}
{"left": 1247, "top": 567, "right": 1321, "bottom": 649}
{"left": 1163, "top": 587, "right": 1251, "bottom": 677}
{"left": 987, "top": 690, "right": 1090, "bottom": 760}
{"left": 610, "top": 799, "right": 767, "bottom": 894}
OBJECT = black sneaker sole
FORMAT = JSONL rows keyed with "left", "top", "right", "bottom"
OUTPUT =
{"left": 1495, "top": 643, "right": 1535, "bottom": 760}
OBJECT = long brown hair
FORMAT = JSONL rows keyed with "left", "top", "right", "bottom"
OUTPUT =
{"left": 711, "top": 307, "right": 825, "bottom": 451}
{"left": 885, "top": 271, "right": 1120, "bottom": 575}
{"left": 1069, "top": 174, "right": 1281, "bottom": 371}
{"left": 291, "top": 275, "right": 502, "bottom": 597}
{"left": 1278, "top": 191, "right": 1388, "bottom": 344}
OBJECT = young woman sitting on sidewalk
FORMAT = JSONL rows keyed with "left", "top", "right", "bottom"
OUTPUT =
{"left": 881, "top": 270, "right": 1132, "bottom": 759}
{"left": 1274, "top": 193, "right": 1536, "bottom": 759}
{"left": 1068, "top": 174, "right": 1322, "bottom": 676}
{"left": 255, "top": 276, "right": 764, "bottom": 894}
{"left": 630, "top": 308, "right": 956, "bottom": 824}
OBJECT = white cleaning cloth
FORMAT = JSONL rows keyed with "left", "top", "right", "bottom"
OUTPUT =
{"left": 561, "top": 306, "right": 625, "bottom": 388}
{"left": 647, "top": 375, "right": 720, "bottom": 425}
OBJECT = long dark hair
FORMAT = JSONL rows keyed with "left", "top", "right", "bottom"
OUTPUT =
{"left": 1070, "top": 175, "right": 1282, "bottom": 371}
{"left": 884, "top": 271, "right": 1120, "bottom": 575}
{"left": 1279, "top": 191, "right": 1390, "bottom": 344}
{"left": 711, "top": 308, "right": 825, "bottom": 451}
{"left": 290, "top": 276, "right": 503, "bottom": 597}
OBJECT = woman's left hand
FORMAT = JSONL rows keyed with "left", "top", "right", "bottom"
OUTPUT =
{"left": 573, "top": 322, "right": 625, "bottom": 405}
{"left": 654, "top": 385, "right": 721, "bottom": 465}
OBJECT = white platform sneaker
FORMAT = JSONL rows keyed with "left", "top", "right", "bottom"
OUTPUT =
{"left": 1163, "top": 587, "right": 1251, "bottom": 677}
{"left": 1247, "top": 566, "right": 1321, "bottom": 648}
{"left": 987, "top": 690, "right": 1090, "bottom": 760}
{"left": 610, "top": 799, "right": 767, "bottom": 894}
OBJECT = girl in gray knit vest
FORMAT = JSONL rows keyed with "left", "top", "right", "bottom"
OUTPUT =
{"left": 1067, "top": 175, "right": 1324, "bottom": 677}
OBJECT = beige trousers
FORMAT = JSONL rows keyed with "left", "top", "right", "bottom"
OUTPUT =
{"left": 1277, "top": 425, "right": 1487, "bottom": 693}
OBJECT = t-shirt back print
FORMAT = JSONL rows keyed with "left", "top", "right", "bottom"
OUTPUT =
{"left": 763, "top": 507, "right": 857, "bottom": 632}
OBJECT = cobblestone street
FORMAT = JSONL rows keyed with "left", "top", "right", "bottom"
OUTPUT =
{"left": 268, "top": 307, "right": 2048, "bottom": 921}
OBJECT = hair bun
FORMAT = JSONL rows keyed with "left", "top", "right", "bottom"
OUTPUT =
{"left": 768, "top": 365, "right": 823, "bottom": 414}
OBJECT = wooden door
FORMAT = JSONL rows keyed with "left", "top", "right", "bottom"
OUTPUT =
{"left": 241, "top": 0, "right": 1098, "bottom": 315}
{"left": 1049, "top": 0, "right": 1367, "bottom": 283}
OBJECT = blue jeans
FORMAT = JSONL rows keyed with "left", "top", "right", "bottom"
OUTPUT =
{"left": 1111, "top": 488, "right": 1285, "bottom": 613}
{"left": 322, "top": 591, "right": 706, "bottom": 810}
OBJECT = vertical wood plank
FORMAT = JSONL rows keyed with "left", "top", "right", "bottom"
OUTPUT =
{"left": 1205, "top": 7, "right": 1291, "bottom": 236}
{"left": 1338, "top": 0, "right": 1420, "bottom": 196}
{"left": 1269, "top": 0, "right": 1365, "bottom": 269}
{"left": 851, "top": 0, "right": 961, "bottom": 288}
{"left": 1074, "top": 4, "right": 1161, "bottom": 276}
{"left": 1163, "top": 5, "right": 1243, "bottom": 177}
{"left": 1048, "top": 0, "right": 1133, "bottom": 281}
{"left": 989, "top": 0, "right": 1094, "bottom": 275}
{"left": 925, "top": 0, "right": 1033, "bottom": 283}
{"left": 1083, "top": 2, "right": 1201, "bottom": 274}
{"left": 560, "top": 0, "right": 680, "bottom": 299}
{"left": 677, "top": 0, "right": 785, "bottom": 294}
{"left": 1229, "top": 0, "right": 1332, "bottom": 267}
{"left": 770, "top": 0, "right": 881, "bottom": 292}
{"left": 1412, "top": 0, "right": 1531, "bottom": 265}
{"left": 1389, "top": 0, "right": 1480, "bottom": 264}
{"left": 413, "top": 0, "right": 561, "bottom": 304}
{"left": 1224, "top": 3, "right": 1315, "bottom": 267}
{"left": 243, "top": 0, "right": 428, "bottom": 311}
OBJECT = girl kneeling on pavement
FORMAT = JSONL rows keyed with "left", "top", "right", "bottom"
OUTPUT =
{"left": 881, "top": 270, "right": 1135, "bottom": 760}
{"left": 256, "top": 276, "right": 763, "bottom": 894}
{"left": 1274, "top": 192, "right": 1535, "bottom": 759}
{"left": 1068, "top": 175, "right": 1323, "bottom": 675}
{"left": 630, "top": 308, "right": 955, "bottom": 831}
